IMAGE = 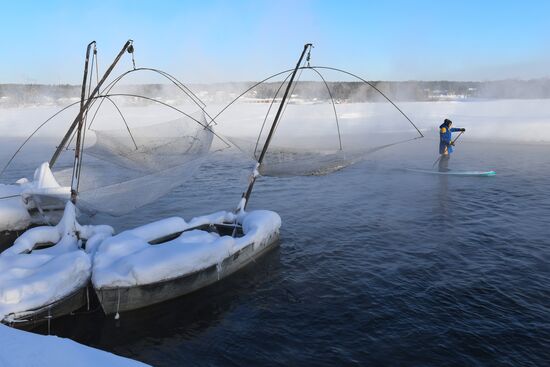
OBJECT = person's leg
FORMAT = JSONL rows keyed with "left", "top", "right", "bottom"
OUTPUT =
{"left": 438, "top": 154, "right": 450, "bottom": 172}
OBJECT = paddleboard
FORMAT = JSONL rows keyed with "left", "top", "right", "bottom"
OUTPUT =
{"left": 407, "top": 169, "right": 496, "bottom": 176}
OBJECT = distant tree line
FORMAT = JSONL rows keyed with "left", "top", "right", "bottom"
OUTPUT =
{"left": 2, "top": 79, "right": 550, "bottom": 106}
{"left": 250, "top": 79, "right": 550, "bottom": 101}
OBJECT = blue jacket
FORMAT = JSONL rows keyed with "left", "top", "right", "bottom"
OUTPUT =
{"left": 439, "top": 123, "right": 461, "bottom": 154}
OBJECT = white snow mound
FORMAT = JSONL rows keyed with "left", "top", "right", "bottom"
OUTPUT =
{"left": 0, "top": 324, "right": 149, "bottom": 367}
{"left": 0, "top": 202, "right": 113, "bottom": 320}
{"left": 92, "top": 210, "right": 281, "bottom": 288}
{"left": 0, "top": 162, "right": 70, "bottom": 232}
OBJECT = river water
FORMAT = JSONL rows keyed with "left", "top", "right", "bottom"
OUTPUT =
{"left": 7, "top": 136, "right": 546, "bottom": 366}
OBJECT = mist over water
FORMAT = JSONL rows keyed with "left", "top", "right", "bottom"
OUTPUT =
{"left": 0, "top": 101, "right": 549, "bottom": 366}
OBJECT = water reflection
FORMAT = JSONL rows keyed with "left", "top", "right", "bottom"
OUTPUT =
{"left": 437, "top": 154, "right": 450, "bottom": 172}
{"left": 34, "top": 247, "right": 282, "bottom": 356}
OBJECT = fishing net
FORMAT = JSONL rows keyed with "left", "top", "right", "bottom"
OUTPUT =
{"left": 220, "top": 80, "right": 423, "bottom": 177}
{"left": 228, "top": 135, "right": 360, "bottom": 176}
{"left": 209, "top": 63, "right": 424, "bottom": 177}
{"left": 54, "top": 111, "right": 213, "bottom": 215}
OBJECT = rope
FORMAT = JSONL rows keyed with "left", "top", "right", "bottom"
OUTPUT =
{"left": 0, "top": 194, "right": 22, "bottom": 200}
{"left": 94, "top": 46, "right": 99, "bottom": 85}
{"left": 131, "top": 47, "right": 136, "bottom": 70}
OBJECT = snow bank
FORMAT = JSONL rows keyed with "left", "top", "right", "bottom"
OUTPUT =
{"left": 0, "top": 202, "right": 113, "bottom": 320}
{"left": 92, "top": 210, "right": 280, "bottom": 289}
{"left": 0, "top": 324, "right": 149, "bottom": 367}
{"left": 0, "top": 162, "right": 70, "bottom": 232}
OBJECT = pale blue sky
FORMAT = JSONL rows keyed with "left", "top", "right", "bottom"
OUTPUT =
{"left": 1, "top": 0, "right": 549, "bottom": 83}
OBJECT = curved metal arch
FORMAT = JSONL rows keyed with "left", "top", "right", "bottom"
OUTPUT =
{"left": 309, "top": 66, "right": 424, "bottom": 138}
{"left": 304, "top": 67, "right": 343, "bottom": 150}
{"left": 86, "top": 67, "right": 214, "bottom": 134}
{"left": 96, "top": 93, "right": 231, "bottom": 148}
{"left": 252, "top": 67, "right": 343, "bottom": 155}
{"left": 0, "top": 92, "right": 230, "bottom": 177}
{"left": 101, "top": 96, "right": 138, "bottom": 150}
{"left": 254, "top": 71, "right": 293, "bottom": 158}
{"left": 213, "top": 65, "right": 423, "bottom": 139}
{"left": 0, "top": 101, "right": 83, "bottom": 176}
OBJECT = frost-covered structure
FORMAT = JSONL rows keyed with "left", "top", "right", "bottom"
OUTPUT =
{"left": 54, "top": 114, "right": 214, "bottom": 216}
{"left": 92, "top": 209, "right": 281, "bottom": 315}
{"left": 0, "top": 163, "right": 69, "bottom": 233}
{"left": 0, "top": 202, "right": 113, "bottom": 326}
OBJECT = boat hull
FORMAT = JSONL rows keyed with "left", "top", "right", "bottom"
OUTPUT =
{"left": 95, "top": 229, "right": 279, "bottom": 315}
{"left": 2, "top": 286, "right": 88, "bottom": 330}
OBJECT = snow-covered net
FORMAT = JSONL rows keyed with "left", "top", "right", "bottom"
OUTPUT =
{"left": 55, "top": 112, "right": 213, "bottom": 215}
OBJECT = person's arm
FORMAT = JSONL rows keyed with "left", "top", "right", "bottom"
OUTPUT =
{"left": 450, "top": 127, "right": 466, "bottom": 132}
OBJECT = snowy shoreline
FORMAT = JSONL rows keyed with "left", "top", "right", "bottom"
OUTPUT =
{"left": 0, "top": 324, "right": 149, "bottom": 367}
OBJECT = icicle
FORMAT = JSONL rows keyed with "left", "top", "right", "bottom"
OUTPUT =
{"left": 236, "top": 197, "right": 247, "bottom": 214}
{"left": 216, "top": 262, "right": 222, "bottom": 280}
{"left": 47, "top": 306, "right": 52, "bottom": 335}
{"left": 114, "top": 288, "right": 121, "bottom": 320}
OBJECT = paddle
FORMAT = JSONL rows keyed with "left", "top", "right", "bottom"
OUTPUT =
{"left": 432, "top": 130, "right": 465, "bottom": 167}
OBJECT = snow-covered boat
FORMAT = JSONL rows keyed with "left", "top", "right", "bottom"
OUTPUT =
{"left": 89, "top": 44, "right": 318, "bottom": 316}
{"left": 0, "top": 202, "right": 113, "bottom": 328}
{"left": 0, "top": 40, "right": 219, "bottom": 324}
{"left": 92, "top": 210, "right": 280, "bottom": 315}
{"left": 0, "top": 163, "right": 70, "bottom": 250}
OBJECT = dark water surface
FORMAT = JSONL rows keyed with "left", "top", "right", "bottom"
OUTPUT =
{"left": 5, "top": 138, "right": 550, "bottom": 366}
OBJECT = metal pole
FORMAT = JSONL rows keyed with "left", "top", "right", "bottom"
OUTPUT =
{"left": 50, "top": 40, "right": 134, "bottom": 167}
{"left": 239, "top": 43, "right": 313, "bottom": 211}
{"left": 70, "top": 41, "right": 95, "bottom": 203}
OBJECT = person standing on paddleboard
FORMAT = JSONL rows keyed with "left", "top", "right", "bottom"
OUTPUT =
{"left": 438, "top": 118, "right": 465, "bottom": 171}
{"left": 439, "top": 119, "right": 465, "bottom": 155}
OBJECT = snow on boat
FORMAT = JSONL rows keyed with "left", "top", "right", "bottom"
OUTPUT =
{"left": 0, "top": 162, "right": 70, "bottom": 250}
{"left": 92, "top": 210, "right": 280, "bottom": 315}
{"left": 1, "top": 40, "right": 220, "bottom": 322}
{"left": 0, "top": 39, "right": 230, "bottom": 330}
{"left": 89, "top": 44, "right": 316, "bottom": 316}
{"left": 0, "top": 202, "right": 113, "bottom": 328}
